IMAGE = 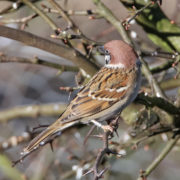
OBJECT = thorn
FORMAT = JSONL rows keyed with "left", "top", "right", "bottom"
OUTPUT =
{"left": 49, "top": 140, "right": 54, "bottom": 152}
{"left": 115, "top": 129, "right": 119, "bottom": 137}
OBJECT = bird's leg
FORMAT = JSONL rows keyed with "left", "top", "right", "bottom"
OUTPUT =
{"left": 90, "top": 120, "right": 113, "bottom": 132}
{"left": 108, "top": 116, "right": 121, "bottom": 137}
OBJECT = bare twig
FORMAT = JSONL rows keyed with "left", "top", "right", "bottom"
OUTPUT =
{"left": 83, "top": 125, "right": 96, "bottom": 145}
{"left": 0, "top": 54, "right": 78, "bottom": 72}
{"left": 48, "top": 0, "right": 98, "bottom": 46}
{"left": 0, "top": 0, "right": 21, "bottom": 14}
{"left": 0, "top": 103, "right": 67, "bottom": 123}
{"left": 137, "top": 135, "right": 180, "bottom": 180}
{"left": 139, "top": 55, "right": 168, "bottom": 99}
{"left": 0, "top": 25, "right": 98, "bottom": 76}
{"left": 93, "top": 119, "right": 121, "bottom": 179}
{"left": 136, "top": 93, "right": 180, "bottom": 115}
{"left": 160, "top": 79, "right": 180, "bottom": 90}
{"left": 21, "top": 0, "right": 58, "bottom": 31}
{"left": 122, "top": 1, "right": 154, "bottom": 29}
{"left": 142, "top": 51, "right": 180, "bottom": 73}
{"left": 93, "top": 0, "right": 131, "bottom": 45}
{"left": 48, "top": 0, "right": 73, "bottom": 29}
{"left": 142, "top": 51, "right": 179, "bottom": 60}
{"left": 84, "top": 117, "right": 120, "bottom": 180}
{"left": 41, "top": 4, "right": 98, "bottom": 16}
{"left": 20, "top": 0, "right": 100, "bottom": 75}
{"left": 93, "top": 131, "right": 110, "bottom": 180}
{"left": 0, "top": 13, "right": 37, "bottom": 29}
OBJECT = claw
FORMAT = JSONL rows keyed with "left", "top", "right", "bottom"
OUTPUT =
{"left": 101, "top": 125, "right": 113, "bottom": 133}
{"left": 90, "top": 120, "right": 114, "bottom": 133}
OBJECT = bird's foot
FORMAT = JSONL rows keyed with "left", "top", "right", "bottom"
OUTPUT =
{"left": 101, "top": 125, "right": 113, "bottom": 133}
{"left": 90, "top": 120, "right": 113, "bottom": 133}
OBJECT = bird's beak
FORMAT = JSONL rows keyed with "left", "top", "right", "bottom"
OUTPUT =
{"left": 97, "top": 45, "right": 106, "bottom": 55}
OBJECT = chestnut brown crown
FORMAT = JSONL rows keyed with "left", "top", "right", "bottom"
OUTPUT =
{"left": 104, "top": 40, "right": 138, "bottom": 68}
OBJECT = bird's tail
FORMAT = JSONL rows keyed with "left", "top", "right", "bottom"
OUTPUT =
{"left": 21, "top": 120, "right": 76, "bottom": 156}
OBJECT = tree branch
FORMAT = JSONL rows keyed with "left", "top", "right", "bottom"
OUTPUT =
{"left": 0, "top": 54, "right": 79, "bottom": 72}
{"left": 136, "top": 93, "right": 180, "bottom": 115}
{"left": 138, "top": 135, "right": 180, "bottom": 180}
{"left": 21, "top": 0, "right": 58, "bottom": 31}
{"left": 0, "top": 25, "right": 98, "bottom": 76}
{"left": 93, "top": 0, "right": 131, "bottom": 45}
{"left": 0, "top": 103, "right": 67, "bottom": 123}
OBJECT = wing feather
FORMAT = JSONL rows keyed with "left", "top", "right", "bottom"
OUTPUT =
{"left": 60, "top": 67, "right": 133, "bottom": 122}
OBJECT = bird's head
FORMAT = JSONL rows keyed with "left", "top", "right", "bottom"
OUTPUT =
{"left": 100, "top": 40, "right": 138, "bottom": 69}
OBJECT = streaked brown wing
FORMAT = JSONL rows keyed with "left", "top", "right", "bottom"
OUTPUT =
{"left": 61, "top": 67, "right": 132, "bottom": 122}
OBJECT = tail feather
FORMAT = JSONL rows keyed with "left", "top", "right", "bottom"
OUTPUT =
{"left": 21, "top": 120, "right": 76, "bottom": 156}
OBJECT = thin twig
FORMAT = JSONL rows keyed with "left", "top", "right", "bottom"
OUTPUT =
{"left": 48, "top": 0, "right": 73, "bottom": 28}
{"left": 142, "top": 51, "right": 180, "bottom": 73}
{"left": 91, "top": 117, "right": 120, "bottom": 180}
{"left": 0, "top": 25, "right": 98, "bottom": 76}
{"left": 93, "top": 131, "right": 110, "bottom": 180}
{"left": 0, "top": 13, "right": 37, "bottom": 27}
{"left": 139, "top": 55, "right": 168, "bottom": 100}
{"left": 93, "top": 0, "right": 131, "bottom": 45}
{"left": 122, "top": 1, "right": 154, "bottom": 29}
{"left": 20, "top": 0, "right": 100, "bottom": 75}
{"left": 137, "top": 135, "right": 180, "bottom": 180}
{"left": 41, "top": 4, "right": 98, "bottom": 16}
{"left": 160, "top": 78, "right": 180, "bottom": 90}
{"left": 136, "top": 93, "right": 180, "bottom": 115}
{"left": 21, "top": 0, "right": 58, "bottom": 31}
{"left": 0, "top": 54, "right": 78, "bottom": 72}
{"left": 142, "top": 51, "right": 179, "bottom": 60}
{"left": 0, "top": 103, "right": 67, "bottom": 123}
{"left": 48, "top": 0, "right": 98, "bottom": 46}
{"left": 83, "top": 125, "right": 96, "bottom": 145}
{"left": 0, "top": 0, "right": 21, "bottom": 14}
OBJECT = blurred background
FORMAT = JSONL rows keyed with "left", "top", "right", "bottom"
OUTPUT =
{"left": 0, "top": 0, "right": 180, "bottom": 179}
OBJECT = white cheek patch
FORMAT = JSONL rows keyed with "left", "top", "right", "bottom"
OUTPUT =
{"left": 105, "top": 54, "right": 111, "bottom": 64}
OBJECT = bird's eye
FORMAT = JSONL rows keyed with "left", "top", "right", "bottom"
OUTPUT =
{"left": 104, "top": 49, "right": 109, "bottom": 54}
{"left": 105, "top": 54, "right": 111, "bottom": 64}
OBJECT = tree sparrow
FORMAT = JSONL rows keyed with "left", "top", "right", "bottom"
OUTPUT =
{"left": 21, "top": 40, "right": 141, "bottom": 156}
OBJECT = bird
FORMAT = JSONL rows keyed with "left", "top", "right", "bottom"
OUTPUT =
{"left": 21, "top": 40, "right": 141, "bottom": 156}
